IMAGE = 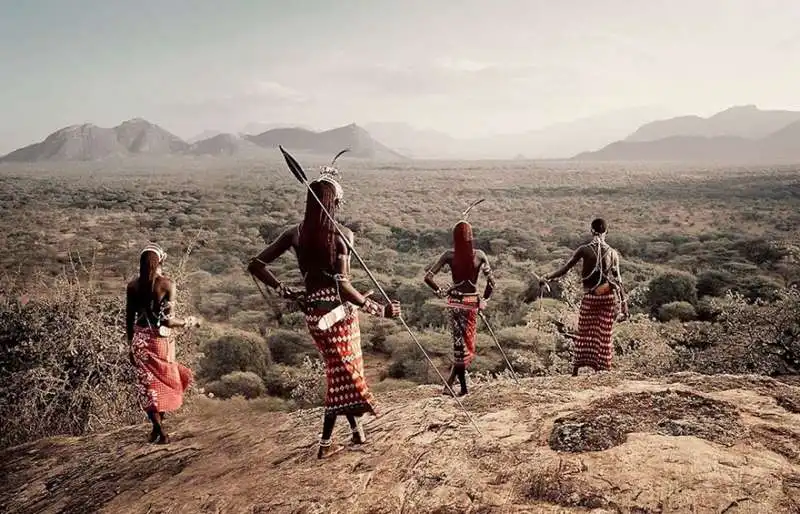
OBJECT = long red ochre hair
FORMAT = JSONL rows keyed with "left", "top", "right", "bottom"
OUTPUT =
{"left": 451, "top": 221, "right": 476, "bottom": 282}
{"left": 298, "top": 180, "right": 339, "bottom": 274}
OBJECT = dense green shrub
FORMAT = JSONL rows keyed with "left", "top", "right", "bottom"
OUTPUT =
{"left": 646, "top": 272, "right": 698, "bottom": 312}
{"left": 267, "top": 329, "right": 316, "bottom": 366}
{"left": 696, "top": 270, "right": 735, "bottom": 298}
{"left": 734, "top": 275, "right": 783, "bottom": 303}
{"left": 199, "top": 331, "right": 271, "bottom": 381}
{"left": 205, "top": 371, "right": 266, "bottom": 399}
{"left": 658, "top": 301, "right": 698, "bottom": 323}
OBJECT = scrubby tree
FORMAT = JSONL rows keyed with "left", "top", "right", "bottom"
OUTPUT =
{"left": 646, "top": 272, "right": 698, "bottom": 313}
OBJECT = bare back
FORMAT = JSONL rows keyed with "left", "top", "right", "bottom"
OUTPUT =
{"left": 282, "top": 223, "right": 355, "bottom": 294}
{"left": 126, "top": 275, "right": 173, "bottom": 328}
{"left": 426, "top": 249, "right": 492, "bottom": 295}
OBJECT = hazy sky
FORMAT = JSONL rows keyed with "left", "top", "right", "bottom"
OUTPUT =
{"left": 2, "top": 0, "right": 800, "bottom": 152}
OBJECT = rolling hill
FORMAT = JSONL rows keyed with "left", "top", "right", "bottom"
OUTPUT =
{"left": 0, "top": 119, "right": 189, "bottom": 162}
{"left": 626, "top": 105, "right": 800, "bottom": 142}
{"left": 0, "top": 121, "right": 406, "bottom": 162}
{"left": 245, "top": 123, "right": 406, "bottom": 160}
{"left": 365, "top": 107, "right": 671, "bottom": 160}
{"left": 574, "top": 106, "right": 800, "bottom": 163}
{"left": 187, "top": 133, "right": 267, "bottom": 157}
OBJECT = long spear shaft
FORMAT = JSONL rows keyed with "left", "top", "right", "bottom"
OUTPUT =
{"left": 279, "top": 146, "right": 482, "bottom": 436}
{"left": 477, "top": 311, "right": 520, "bottom": 385}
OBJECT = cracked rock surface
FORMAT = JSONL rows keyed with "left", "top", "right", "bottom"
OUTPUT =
{"left": 3, "top": 372, "right": 800, "bottom": 513}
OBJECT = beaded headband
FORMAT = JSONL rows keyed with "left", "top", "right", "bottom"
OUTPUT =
{"left": 310, "top": 148, "right": 349, "bottom": 201}
{"left": 140, "top": 243, "right": 167, "bottom": 263}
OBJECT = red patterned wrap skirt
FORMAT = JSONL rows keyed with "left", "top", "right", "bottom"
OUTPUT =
{"left": 131, "top": 326, "right": 193, "bottom": 413}
{"left": 574, "top": 291, "right": 617, "bottom": 371}
{"left": 304, "top": 288, "right": 376, "bottom": 417}
{"left": 450, "top": 308, "right": 477, "bottom": 368}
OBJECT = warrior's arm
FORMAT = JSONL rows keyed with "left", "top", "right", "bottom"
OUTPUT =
{"left": 610, "top": 250, "right": 629, "bottom": 313}
{"left": 544, "top": 248, "right": 583, "bottom": 281}
{"left": 247, "top": 227, "right": 295, "bottom": 291}
{"left": 125, "top": 284, "right": 136, "bottom": 343}
{"left": 160, "top": 281, "right": 191, "bottom": 328}
{"left": 333, "top": 232, "right": 394, "bottom": 317}
{"left": 477, "top": 250, "right": 495, "bottom": 300}
{"left": 332, "top": 231, "right": 368, "bottom": 307}
{"left": 423, "top": 251, "right": 452, "bottom": 295}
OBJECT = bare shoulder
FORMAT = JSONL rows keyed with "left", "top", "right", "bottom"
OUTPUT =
{"left": 475, "top": 249, "right": 489, "bottom": 261}
{"left": 284, "top": 224, "right": 301, "bottom": 243}
{"left": 338, "top": 225, "right": 354, "bottom": 244}
{"left": 574, "top": 244, "right": 590, "bottom": 258}
{"left": 126, "top": 279, "right": 138, "bottom": 294}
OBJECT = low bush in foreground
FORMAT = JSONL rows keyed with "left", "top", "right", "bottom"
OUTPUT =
{"left": 0, "top": 277, "right": 139, "bottom": 449}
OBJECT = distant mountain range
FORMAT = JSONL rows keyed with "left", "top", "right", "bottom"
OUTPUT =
{"left": 5, "top": 105, "right": 800, "bottom": 164}
{"left": 0, "top": 118, "right": 189, "bottom": 162}
{"left": 574, "top": 105, "right": 800, "bottom": 162}
{"left": 365, "top": 106, "right": 670, "bottom": 159}
{"left": 0, "top": 120, "right": 405, "bottom": 162}
{"left": 245, "top": 123, "right": 404, "bottom": 160}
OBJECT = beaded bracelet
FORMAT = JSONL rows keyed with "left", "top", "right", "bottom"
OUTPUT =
{"left": 361, "top": 298, "right": 384, "bottom": 318}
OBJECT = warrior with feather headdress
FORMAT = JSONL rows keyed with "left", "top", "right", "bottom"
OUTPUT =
{"left": 247, "top": 150, "right": 401, "bottom": 459}
{"left": 423, "top": 200, "right": 495, "bottom": 396}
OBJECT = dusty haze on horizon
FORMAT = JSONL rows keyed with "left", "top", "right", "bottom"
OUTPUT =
{"left": 1, "top": 0, "right": 800, "bottom": 153}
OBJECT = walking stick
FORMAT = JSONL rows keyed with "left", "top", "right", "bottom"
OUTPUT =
{"left": 476, "top": 310, "right": 520, "bottom": 385}
{"left": 439, "top": 286, "right": 520, "bottom": 386}
{"left": 278, "top": 146, "right": 483, "bottom": 436}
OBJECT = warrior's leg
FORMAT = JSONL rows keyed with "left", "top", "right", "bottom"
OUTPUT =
{"left": 318, "top": 413, "right": 343, "bottom": 459}
{"left": 146, "top": 410, "right": 160, "bottom": 443}
{"left": 456, "top": 364, "right": 468, "bottom": 396}
{"left": 347, "top": 414, "right": 366, "bottom": 444}
{"left": 572, "top": 365, "right": 579, "bottom": 377}
{"left": 149, "top": 410, "right": 170, "bottom": 444}
{"left": 442, "top": 366, "right": 458, "bottom": 395}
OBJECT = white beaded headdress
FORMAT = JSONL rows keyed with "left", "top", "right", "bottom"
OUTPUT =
{"left": 311, "top": 149, "right": 349, "bottom": 201}
{"left": 140, "top": 242, "right": 167, "bottom": 263}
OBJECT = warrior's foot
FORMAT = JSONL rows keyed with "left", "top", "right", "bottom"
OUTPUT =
{"left": 317, "top": 442, "right": 344, "bottom": 459}
{"left": 571, "top": 367, "right": 579, "bottom": 377}
{"left": 351, "top": 425, "right": 367, "bottom": 445}
{"left": 155, "top": 433, "right": 171, "bottom": 445}
{"left": 458, "top": 390, "right": 468, "bottom": 397}
{"left": 441, "top": 387, "right": 455, "bottom": 397}
{"left": 148, "top": 427, "right": 159, "bottom": 443}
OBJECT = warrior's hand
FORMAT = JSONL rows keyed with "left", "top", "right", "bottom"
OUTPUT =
{"left": 478, "top": 298, "right": 488, "bottom": 311}
{"left": 383, "top": 300, "right": 402, "bottom": 319}
{"left": 277, "top": 284, "right": 303, "bottom": 300}
{"left": 184, "top": 316, "right": 202, "bottom": 328}
{"left": 448, "top": 288, "right": 464, "bottom": 300}
{"left": 434, "top": 288, "right": 448, "bottom": 299}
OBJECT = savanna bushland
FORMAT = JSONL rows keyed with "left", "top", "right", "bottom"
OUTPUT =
{"left": 1, "top": 157, "right": 799, "bottom": 450}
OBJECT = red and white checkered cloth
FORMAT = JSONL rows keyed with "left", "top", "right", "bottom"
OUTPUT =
{"left": 131, "top": 327, "right": 193, "bottom": 413}
{"left": 574, "top": 292, "right": 617, "bottom": 371}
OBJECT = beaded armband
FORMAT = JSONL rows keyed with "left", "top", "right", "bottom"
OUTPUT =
{"left": 361, "top": 298, "right": 384, "bottom": 318}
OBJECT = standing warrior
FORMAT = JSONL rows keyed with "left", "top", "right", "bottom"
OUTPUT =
{"left": 423, "top": 202, "right": 495, "bottom": 396}
{"left": 248, "top": 164, "right": 401, "bottom": 459}
{"left": 126, "top": 243, "right": 200, "bottom": 444}
{"left": 539, "top": 218, "right": 629, "bottom": 376}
